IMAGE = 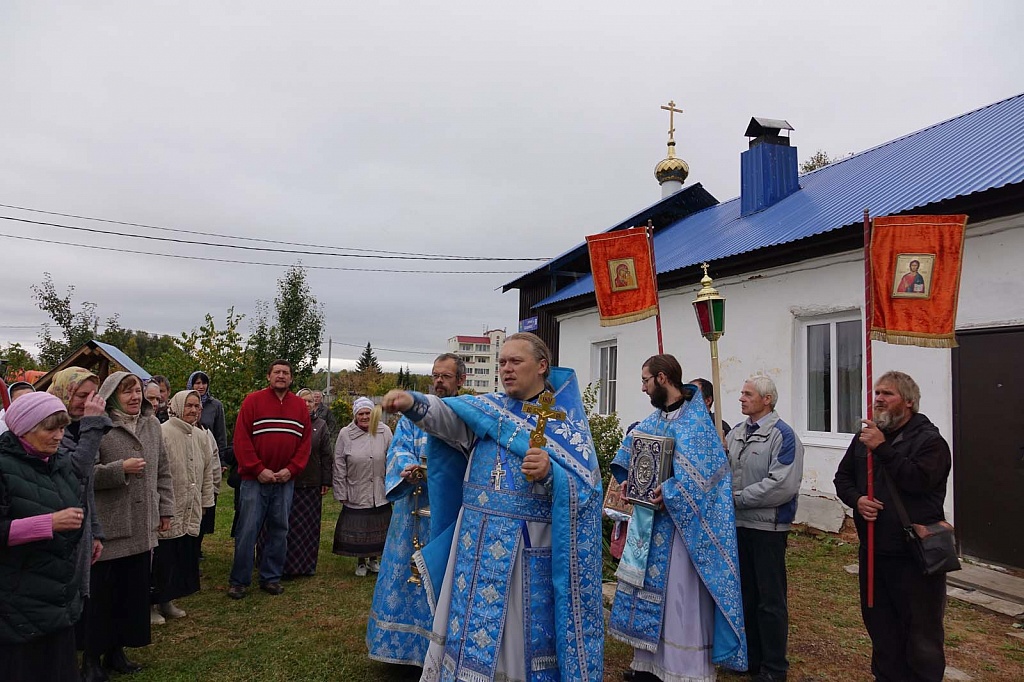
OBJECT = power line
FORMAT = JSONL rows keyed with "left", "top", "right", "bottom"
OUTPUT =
{"left": 0, "top": 203, "right": 549, "bottom": 261}
{"left": 0, "top": 233, "right": 526, "bottom": 274}
{"left": 321, "top": 339, "right": 440, "bottom": 356}
{"left": 0, "top": 215, "right": 543, "bottom": 262}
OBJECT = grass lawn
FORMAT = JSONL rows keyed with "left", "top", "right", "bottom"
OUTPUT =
{"left": 125, "top": 491, "right": 1023, "bottom": 681}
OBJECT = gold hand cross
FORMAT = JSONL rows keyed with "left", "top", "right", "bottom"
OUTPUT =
{"left": 523, "top": 391, "right": 566, "bottom": 448}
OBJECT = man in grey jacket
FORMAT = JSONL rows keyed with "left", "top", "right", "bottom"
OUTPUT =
{"left": 725, "top": 375, "right": 804, "bottom": 682}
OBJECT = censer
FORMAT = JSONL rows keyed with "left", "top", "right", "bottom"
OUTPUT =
{"left": 407, "top": 455, "right": 430, "bottom": 585}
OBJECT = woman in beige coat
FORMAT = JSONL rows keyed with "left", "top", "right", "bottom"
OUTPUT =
{"left": 151, "top": 390, "right": 216, "bottom": 624}
{"left": 83, "top": 372, "right": 173, "bottom": 679}
{"left": 332, "top": 397, "right": 392, "bottom": 576}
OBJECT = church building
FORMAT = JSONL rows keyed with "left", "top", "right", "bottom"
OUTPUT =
{"left": 504, "top": 93, "right": 1024, "bottom": 569}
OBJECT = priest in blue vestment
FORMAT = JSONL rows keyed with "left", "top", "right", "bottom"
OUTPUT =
{"left": 367, "top": 353, "right": 467, "bottom": 667}
{"left": 610, "top": 354, "right": 746, "bottom": 682}
{"left": 382, "top": 332, "right": 604, "bottom": 682}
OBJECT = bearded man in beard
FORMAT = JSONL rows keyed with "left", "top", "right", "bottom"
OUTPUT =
{"left": 834, "top": 371, "right": 952, "bottom": 682}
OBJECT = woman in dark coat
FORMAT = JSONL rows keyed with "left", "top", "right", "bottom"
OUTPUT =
{"left": 0, "top": 391, "right": 104, "bottom": 681}
{"left": 186, "top": 371, "right": 226, "bottom": 548}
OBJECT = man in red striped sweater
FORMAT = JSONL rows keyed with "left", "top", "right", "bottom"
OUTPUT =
{"left": 227, "top": 359, "right": 311, "bottom": 599}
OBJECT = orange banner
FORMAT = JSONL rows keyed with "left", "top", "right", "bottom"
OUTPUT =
{"left": 869, "top": 215, "right": 968, "bottom": 348}
{"left": 586, "top": 227, "right": 659, "bottom": 327}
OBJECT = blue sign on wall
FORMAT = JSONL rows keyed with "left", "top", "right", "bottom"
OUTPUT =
{"left": 519, "top": 316, "right": 538, "bottom": 332}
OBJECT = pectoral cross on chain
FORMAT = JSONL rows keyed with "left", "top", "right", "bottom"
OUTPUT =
{"left": 523, "top": 391, "right": 566, "bottom": 449}
{"left": 490, "top": 461, "right": 506, "bottom": 491}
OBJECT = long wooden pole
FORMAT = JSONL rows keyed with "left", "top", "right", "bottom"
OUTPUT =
{"left": 647, "top": 220, "right": 664, "bottom": 354}
{"left": 710, "top": 337, "right": 723, "bottom": 442}
{"left": 863, "top": 208, "right": 876, "bottom": 608}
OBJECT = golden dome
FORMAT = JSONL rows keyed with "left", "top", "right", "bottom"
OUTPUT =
{"left": 655, "top": 140, "right": 689, "bottom": 185}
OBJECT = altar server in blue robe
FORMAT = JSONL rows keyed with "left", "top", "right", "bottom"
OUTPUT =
{"left": 382, "top": 332, "right": 604, "bottom": 682}
{"left": 610, "top": 354, "right": 747, "bottom": 681}
{"left": 367, "top": 353, "right": 466, "bottom": 668}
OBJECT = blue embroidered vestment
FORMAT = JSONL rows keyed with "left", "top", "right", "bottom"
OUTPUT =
{"left": 408, "top": 367, "right": 605, "bottom": 682}
{"left": 609, "top": 393, "right": 748, "bottom": 672}
{"left": 366, "top": 416, "right": 437, "bottom": 665}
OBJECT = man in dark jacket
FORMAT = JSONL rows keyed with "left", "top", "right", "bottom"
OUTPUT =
{"left": 834, "top": 370, "right": 951, "bottom": 682}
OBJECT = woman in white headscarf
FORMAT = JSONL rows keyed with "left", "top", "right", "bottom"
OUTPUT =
{"left": 332, "top": 397, "right": 392, "bottom": 577}
{"left": 151, "top": 390, "right": 216, "bottom": 623}
{"left": 84, "top": 372, "right": 173, "bottom": 678}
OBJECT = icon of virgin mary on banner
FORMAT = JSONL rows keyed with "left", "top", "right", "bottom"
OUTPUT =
{"left": 586, "top": 226, "right": 659, "bottom": 327}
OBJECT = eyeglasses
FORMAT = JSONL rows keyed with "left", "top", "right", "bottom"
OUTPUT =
{"left": 641, "top": 374, "right": 655, "bottom": 387}
{"left": 432, "top": 373, "right": 456, "bottom": 381}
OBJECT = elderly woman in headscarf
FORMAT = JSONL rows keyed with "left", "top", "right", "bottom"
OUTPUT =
{"left": 185, "top": 371, "right": 226, "bottom": 455}
{"left": 82, "top": 372, "right": 173, "bottom": 678}
{"left": 151, "top": 390, "right": 216, "bottom": 623}
{"left": 332, "top": 397, "right": 393, "bottom": 577}
{"left": 186, "top": 371, "right": 226, "bottom": 553}
{"left": 0, "top": 381, "right": 35, "bottom": 435}
{"left": 47, "top": 368, "right": 110, "bottom": 602}
{"left": 0, "top": 391, "right": 103, "bottom": 681}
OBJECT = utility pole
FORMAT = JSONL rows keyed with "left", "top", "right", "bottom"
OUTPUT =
{"left": 325, "top": 337, "right": 333, "bottom": 397}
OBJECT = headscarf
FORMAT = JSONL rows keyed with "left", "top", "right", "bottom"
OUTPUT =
{"left": 167, "top": 390, "right": 201, "bottom": 424}
{"left": 5, "top": 392, "right": 67, "bottom": 437}
{"left": 6, "top": 381, "right": 34, "bottom": 401}
{"left": 99, "top": 371, "right": 143, "bottom": 433}
{"left": 186, "top": 371, "right": 212, "bottom": 406}
{"left": 47, "top": 367, "right": 100, "bottom": 420}
{"left": 353, "top": 397, "right": 374, "bottom": 414}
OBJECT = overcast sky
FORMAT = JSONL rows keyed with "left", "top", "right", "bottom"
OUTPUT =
{"left": 1, "top": 1, "right": 1020, "bottom": 373}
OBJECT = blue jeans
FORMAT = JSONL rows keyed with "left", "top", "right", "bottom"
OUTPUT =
{"left": 230, "top": 479, "right": 294, "bottom": 587}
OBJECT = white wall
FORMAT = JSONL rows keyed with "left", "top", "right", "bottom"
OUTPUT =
{"left": 556, "top": 212, "right": 1024, "bottom": 528}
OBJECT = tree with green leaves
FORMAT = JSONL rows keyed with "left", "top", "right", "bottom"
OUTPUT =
{"left": 1, "top": 343, "right": 41, "bottom": 379}
{"left": 31, "top": 273, "right": 102, "bottom": 366}
{"left": 247, "top": 266, "right": 324, "bottom": 387}
{"left": 800, "top": 149, "right": 834, "bottom": 174}
{"left": 150, "top": 307, "right": 256, "bottom": 434}
{"left": 355, "top": 342, "right": 382, "bottom": 374}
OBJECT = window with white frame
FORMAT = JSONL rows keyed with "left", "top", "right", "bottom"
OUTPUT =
{"left": 594, "top": 342, "right": 618, "bottom": 414}
{"left": 803, "top": 315, "right": 863, "bottom": 434}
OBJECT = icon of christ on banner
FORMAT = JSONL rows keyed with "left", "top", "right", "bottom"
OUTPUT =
{"left": 892, "top": 253, "right": 935, "bottom": 298}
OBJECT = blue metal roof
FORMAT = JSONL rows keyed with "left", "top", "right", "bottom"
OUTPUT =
{"left": 93, "top": 340, "right": 152, "bottom": 380}
{"left": 536, "top": 92, "right": 1024, "bottom": 308}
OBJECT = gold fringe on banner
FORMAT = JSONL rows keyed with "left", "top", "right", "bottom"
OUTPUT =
{"left": 869, "top": 330, "right": 957, "bottom": 348}
{"left": 598, "top": 306, "right": 659, "bottom": 327}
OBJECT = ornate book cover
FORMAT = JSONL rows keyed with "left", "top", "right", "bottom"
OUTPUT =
{"left": 623, "top": 431, "right": 675, "bottom": 509}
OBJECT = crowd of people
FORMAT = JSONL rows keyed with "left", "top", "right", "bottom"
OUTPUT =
{"left": 0, "top": 335, "right": 954, "bottom": 682}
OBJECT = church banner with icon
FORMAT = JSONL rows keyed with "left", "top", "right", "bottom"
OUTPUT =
{"left": 586, "top": 226, "right": 660, "bottom": 327}
{"left": 869, "top": 214, "right": 968, "bottom": 348}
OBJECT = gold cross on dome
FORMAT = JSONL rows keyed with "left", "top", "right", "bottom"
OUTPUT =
{"left": 660, "top": 100, "right": 684, "bottom": 142}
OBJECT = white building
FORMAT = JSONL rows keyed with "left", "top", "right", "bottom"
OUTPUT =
{"left": 505, "top": 94, "right": 1024, "bottom": 569}
{"left": 447, "top": 328, "right": 506, "bottom": 393}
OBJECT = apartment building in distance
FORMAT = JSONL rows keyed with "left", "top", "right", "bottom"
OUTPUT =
{"left": 447, "top": 328, "right": 506, "bottom": 393}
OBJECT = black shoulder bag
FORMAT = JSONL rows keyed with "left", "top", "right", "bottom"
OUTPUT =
{"left": 882, "top": 469, "right": 961, "bottom": 575}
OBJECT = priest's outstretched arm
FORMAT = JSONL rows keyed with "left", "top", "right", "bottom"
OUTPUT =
{"left": 382, "top": 390, "right": 474, "bottom": 456}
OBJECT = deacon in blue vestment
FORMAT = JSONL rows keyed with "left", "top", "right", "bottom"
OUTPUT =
{"left": 367, "top": 354, "right": 468, "bottom": 667}
{"left": 382, "top": 332, "right": 604, "bottom": 682}
{"left": 610, "top": 354, "right": 746, "bottom": 682}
